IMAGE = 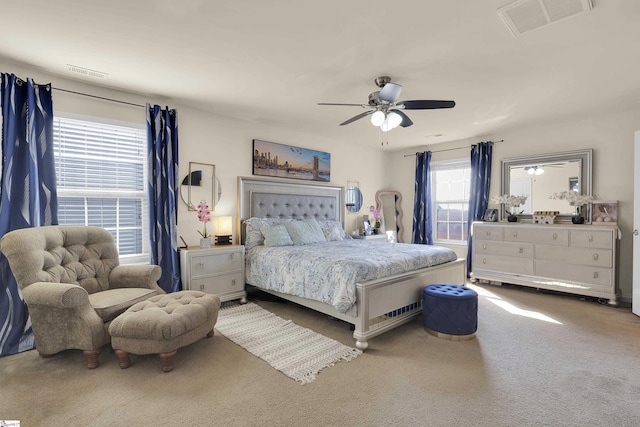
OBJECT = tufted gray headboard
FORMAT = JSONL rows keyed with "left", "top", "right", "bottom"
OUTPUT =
{"left": 237, "top": 176, "right": 344, "bottom": 243}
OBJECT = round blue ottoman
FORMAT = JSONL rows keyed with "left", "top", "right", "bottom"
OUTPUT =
{"left": 422, "top": 284, "right": 478, "bottom": 341}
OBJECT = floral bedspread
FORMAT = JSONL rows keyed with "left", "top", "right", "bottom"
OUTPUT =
{"left": 245, "top": 241, "right": 457, "bottom": 314}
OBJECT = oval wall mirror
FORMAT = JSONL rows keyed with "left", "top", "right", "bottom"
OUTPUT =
{"left": 180, "top": 162, "right": 221, "bottom": 211}
{"left": 345, "top": 183, "right": 363, "bottom": 213}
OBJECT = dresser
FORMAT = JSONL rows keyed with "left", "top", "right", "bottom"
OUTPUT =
{"left": 470, "top": 222, "right": 619, "bottom": 305}
{"left": 179, "top": 245, "right": 247, "bottom": 303}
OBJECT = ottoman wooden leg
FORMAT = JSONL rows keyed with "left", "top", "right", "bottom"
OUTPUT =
{"left": 114, "top": 349, "right": 131, "bottom": 369}
{"left": 83, "top": 349, "right": 101, "bottom": 369}
{"left": 206, "top": 329, "right": 214, "bottom": 338}
{"left": 160, "top": 350, "right": 177, "bottom": 373}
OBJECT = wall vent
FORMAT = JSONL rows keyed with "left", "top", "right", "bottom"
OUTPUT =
{"left": 498, "top": 0, "right": 593, "bottom": 37}
{"left": 66, "top": 64, "right": 109, "bottom": 79}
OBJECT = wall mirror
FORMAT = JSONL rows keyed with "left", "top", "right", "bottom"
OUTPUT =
{"left": 180, "top": 162, "right": 221, "bottom": 211}
{"left": 345, "top": 181, "right": 363, "bottom": 213}
{"left": 375, "top": 190, "right": 404, "bottom": 243}
{"left": 500, "top": 149, "right": 592, "bottom": 223}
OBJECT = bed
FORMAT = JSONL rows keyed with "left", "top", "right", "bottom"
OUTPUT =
{"left": 238, "top": 176, "right": 466, "bottom": 350}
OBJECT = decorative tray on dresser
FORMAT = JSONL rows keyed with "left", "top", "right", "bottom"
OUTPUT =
{"left": 470, "top": 222, "right": 619, "bottom": 305}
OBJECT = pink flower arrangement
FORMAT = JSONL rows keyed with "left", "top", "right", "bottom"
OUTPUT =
{"left": 369, "top": 205, "right": 381, "bottom": 228}
{"left": 196, "top": 200, "right": 212, "bottom": 238}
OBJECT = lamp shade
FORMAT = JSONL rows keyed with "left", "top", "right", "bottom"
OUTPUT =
{"left": 215, "top": 216, "right": 233, "bottom": 236}
{"left": 387, "top": 111, "right": 402, "bottom": 129}
{"left": 370, "top": 111, "right": 385, "bottom": 126}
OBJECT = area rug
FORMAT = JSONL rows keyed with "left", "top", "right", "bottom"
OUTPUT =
{"left": 215, "top": 302, "right": 361, "bottom": 384}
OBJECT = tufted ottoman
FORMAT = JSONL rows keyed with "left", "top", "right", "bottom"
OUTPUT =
{"left": 422, "top": 284, "right": 478, "bottom": 341}
{"left": 109, "top": 290, "right": 221, "bottom": 372}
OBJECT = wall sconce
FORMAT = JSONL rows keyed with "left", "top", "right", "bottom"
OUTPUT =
{"left": 215, "top": 216, "right": 233, "bottom": 245}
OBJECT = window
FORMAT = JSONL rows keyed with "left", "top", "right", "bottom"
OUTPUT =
{"left": 53, "top": 115, "right": 149, "bottom": 263}
{"left": 432, "top": 159, "right": 471, "bottom": 244}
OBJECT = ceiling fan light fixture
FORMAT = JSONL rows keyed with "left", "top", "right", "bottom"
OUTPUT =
{"left": 370, "top": 110, "right": 385, "bottom": 126}
{"left": 387, "top": 112, "right": 402, "bottom": 129}
{"left": 380, "top": 117, "right": 392, "bottom": 132}
{"left": 535, "top": 167, "right": 544, "bottom": 175}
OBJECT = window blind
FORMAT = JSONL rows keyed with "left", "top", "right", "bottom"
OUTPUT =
{"left": 53, "top": 116, "right": 148, "bottom": 262}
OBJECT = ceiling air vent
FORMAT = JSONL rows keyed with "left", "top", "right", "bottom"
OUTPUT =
{"left": 498, "top": 0, "right": 593, "bottom": 37}
{"left": 66, "top": 64, "right": 109, "bottom": 79}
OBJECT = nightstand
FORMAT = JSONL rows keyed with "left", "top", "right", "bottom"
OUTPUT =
{"left": 351, "top": 234, "right": 389, "bottom": 242}
{"left": 179, "top": 244, "right": 247, "bottom": 303}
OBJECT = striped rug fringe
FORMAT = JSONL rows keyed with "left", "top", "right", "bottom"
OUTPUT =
{"left": 215, "top": 302, "right": 361, "bottom": 384}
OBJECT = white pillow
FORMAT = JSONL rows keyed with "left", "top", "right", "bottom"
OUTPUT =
{"left": 284, "top": 218, "right": 326, "bottom": 245}
{"left": 318, "top": 219, "right": 351, "bottom": 241}
{"left": 261, "top": 224, "right": 294, "bottom": 247}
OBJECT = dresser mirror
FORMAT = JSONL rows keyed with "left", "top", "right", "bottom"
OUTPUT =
{"left": 346, "top": 181, "right": 363, "bottom": 213}
{"left": 375, "top": 190, "right": 404, "bottom": 243}
{"left": 500, "top": 149, "right": 592, "bottom": 223}
{"left": 180, "top": 162, "right": 221, "bottom": 211}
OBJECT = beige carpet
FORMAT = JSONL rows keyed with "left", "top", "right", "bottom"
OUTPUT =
{"left": 2, "top": 282, "right": 640, "bottom": 426}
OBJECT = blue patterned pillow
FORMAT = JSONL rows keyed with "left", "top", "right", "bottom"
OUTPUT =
{"left": 284, "top": 218, "right": 326, "bottom": 245}
{"left": 261, "top": 224, "right": 294, "bottom": 247}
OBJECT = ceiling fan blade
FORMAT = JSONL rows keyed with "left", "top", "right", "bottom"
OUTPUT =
{"left": 378, "top": 83, "right": 402, "bottom": 103}
{"left": 339, "top": 110, "right": 374, "bottom": 126}
{"left": 318, "top": 102, "right": 368, "bottom": 107}
{"left": 399, "top": 100, "right": 456, "bottom": 109}
{"left": 393, "top": 110, "right": 413, "bottom": 127}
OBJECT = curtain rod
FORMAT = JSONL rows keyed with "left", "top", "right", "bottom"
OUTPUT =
{"left": 403, "top": 140, "right": 504, "bottom": 157}
{"left": 52, "top": 87, "right": 146, "bottom": 108}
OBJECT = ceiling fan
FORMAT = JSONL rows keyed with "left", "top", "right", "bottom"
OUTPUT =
{"left": 318, "top": 76, "right": 455, "bottom": 131}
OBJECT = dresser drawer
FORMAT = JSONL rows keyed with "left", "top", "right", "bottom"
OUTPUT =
{"left": 473, "top": 225, "right": 503, "bottom": 241}
{"left": 536, "top": 245, "right": 612, "bottom": 268}
{"left": 474, "top": 240, "right": 533, "bottom": 258}
{"left": 570, "top": 229, "right": 614, "bottom": 249}
{"left": 503, "top": 227, "right": 568, "bottom": 246}
{"left": 190, "top": 252, "right": 243, "bottom": 277}
{"left": 535, "top": 260, "right": 613, "bottom": 289}
{"left": 474, "top": 254, "right": 534, "bottom": 275}
{"left": 190, "top": 272, "right": 244, "bottom": 294}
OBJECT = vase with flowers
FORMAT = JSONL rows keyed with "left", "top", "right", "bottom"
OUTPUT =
{"left": 369, "top": 205, "right": 382, "bottom": 234}
{"left": 549, "top": 191, "right": 594, "bottom": 224}
{"left": 195, "top": 200, "right": 212, "bottom": 247}
{"left": 491, "top": 194, "right": 527, "bottom": 222}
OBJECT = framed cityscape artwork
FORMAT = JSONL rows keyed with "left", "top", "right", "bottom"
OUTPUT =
{"left": 252, "top": 139, "right": 330, "bottom": 182}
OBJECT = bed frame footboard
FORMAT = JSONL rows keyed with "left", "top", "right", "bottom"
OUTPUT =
{"left": 248, "top": 258, "right": 466, "bottom": 350}
{"left": 352, "top": 258, "right": 466, "bottom": 350}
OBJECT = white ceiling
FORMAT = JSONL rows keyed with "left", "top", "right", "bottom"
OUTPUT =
{"left": 1, "top": 0, "right": 640, "bottom": 150}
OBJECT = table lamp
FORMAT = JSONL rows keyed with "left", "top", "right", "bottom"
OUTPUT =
{"left": 215, "top": 216, "right": 233, "bottom": 245}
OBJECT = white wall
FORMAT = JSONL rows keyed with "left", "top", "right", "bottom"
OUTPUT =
{"left": 0, "top": 62, "right": 385, "bottom": 246}
{"left": 388, "top": 109, "right": 638, "bottom": 300}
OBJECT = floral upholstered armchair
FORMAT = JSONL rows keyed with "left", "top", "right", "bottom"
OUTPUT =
{"left": 0, "top": 226, "right": 165, "bottom": 368}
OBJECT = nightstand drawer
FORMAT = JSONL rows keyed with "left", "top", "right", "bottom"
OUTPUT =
{"left": 191, "top": 252, "right": 243, "bottom": 277}
{"left": 191, "top": 272, "right": 244, "bottom": 295}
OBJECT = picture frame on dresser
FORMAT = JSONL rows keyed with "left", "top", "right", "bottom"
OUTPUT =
{"left": 482, "top": 209, "right": 498, "bottom": 222}
{"left": 591, "top": 200, "right": 618, "bottom": 225}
